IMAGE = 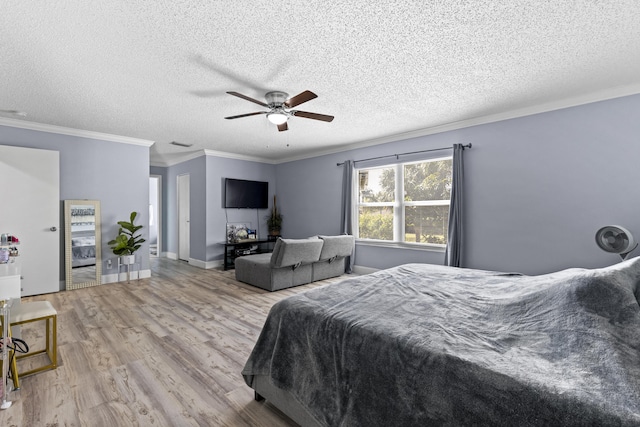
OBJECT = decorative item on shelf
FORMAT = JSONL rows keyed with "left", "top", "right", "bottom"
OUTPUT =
{"left": 0, "top": 234, "right": 19, "bottom": 246}
{"left": 0, "top": 234, "right": 20, "bottom": 264}
{"left": 247, "top": 229, "right": 257, "bottom": 240}
{"left": 235, "top": 228, "right": 249, "bottom": 241}
{"left": 226, "top": 223, "right": 251, "bottom": 243}
{"left": 0, "top": 249, "right": 8, "bottom": 264}
{"left": 108, "top": 211, "right": 145, "bottom": 266}
{"left": 265, "top": 195, "right": 282, "bottom": 236}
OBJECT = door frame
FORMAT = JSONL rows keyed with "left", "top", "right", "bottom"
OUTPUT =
{"left": 149, "top": 175, "right": 162, "bottom": 258}
{"left": 177, "top": 173, "right": 190, "bottom": 261}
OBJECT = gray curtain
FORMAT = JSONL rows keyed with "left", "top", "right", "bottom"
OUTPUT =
{"left": 444, "top": 144, "right": 465, "bottom": 267}
{"left": 341, "top": 160, "right": 355, "bottom": 273}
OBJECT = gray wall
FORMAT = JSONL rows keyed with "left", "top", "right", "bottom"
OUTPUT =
{"left": 205, "top": 156, "right": 276, "bottom": 262}
{"left": 155, "top": 93, "right": 640, "bottom": 275}
{"left": 276, "top": 94, "right": 640, "bottom": 275}
{"left": 0, "top": 124, "right": 151, "bottom": 287}
{"left": 160, "top": 155, "right": 276, "bottom": 263}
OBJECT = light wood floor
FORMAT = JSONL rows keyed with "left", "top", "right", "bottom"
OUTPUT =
{"left": 1, "top": 257, "right": 340, "bottom": 427}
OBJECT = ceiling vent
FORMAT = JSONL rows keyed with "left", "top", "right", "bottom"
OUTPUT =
{"left": 0, "top": 109, "right": 27, "bottom": 117}
{"left": 170, "top": 141, "right": 193, "bottom": 148}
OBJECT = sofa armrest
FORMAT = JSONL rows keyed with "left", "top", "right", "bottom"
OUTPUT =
{"left": 270, "top": 238, "right": 324, "bottom": 268}
{"left": 318, "top": 235, "right": 355, "bottom": 261}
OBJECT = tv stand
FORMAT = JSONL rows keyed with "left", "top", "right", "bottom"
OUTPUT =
{"left": 221, "top": 239, "right": 276, "bottom": 270}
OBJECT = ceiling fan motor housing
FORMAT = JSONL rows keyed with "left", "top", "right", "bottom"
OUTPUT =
{"left": 265, "top": 91, "right": 289, "bottom": 107}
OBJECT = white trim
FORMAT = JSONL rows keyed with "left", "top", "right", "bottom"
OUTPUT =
{"left": 152, "top": 149, "right": 206, "bottom": 167}
{"left": 355, "top": 239, "right": 446, "bottom": 253}
{"left": 150, "top": 174, "right": 162, "bottom": 259}
{"left": 101, "top": 268, "right": 151, "bottom": 284}
{"left": 0, "top": 117, "right": 155, "bottom": 146}
{"left": 151, "top": 148, "right": 279, "bottom": 167}
{"left": 188, "top": 258, "right": 223, "bottom": 269}
{"left": 164, "top": 251, "right": 178, "bottom": 260}
{"left": 352, "top": 265, "right": 378, "bottom": 275}
{"left": 204, "top": 149, "right": 278, "bottom": 164}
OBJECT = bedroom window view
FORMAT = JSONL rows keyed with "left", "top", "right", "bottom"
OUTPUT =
{"left": 357, "top": 157, "right": 452, "bottom": 245}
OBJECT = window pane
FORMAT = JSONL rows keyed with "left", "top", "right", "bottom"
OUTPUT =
{"left": 405, "top": 206, "right": 449, "bottom": 244}
{"left": 359, "top": 168, "right": 395, "bottom": 203}
{"left": 358, "top": 206, "right": 393, "bottom": 240}
{"left": 404, "top": 160, "right": 452, "bottom": 201}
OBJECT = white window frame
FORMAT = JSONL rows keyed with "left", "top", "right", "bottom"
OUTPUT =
{"left": 353, "top": 156, "right": 452, "bottom": 250}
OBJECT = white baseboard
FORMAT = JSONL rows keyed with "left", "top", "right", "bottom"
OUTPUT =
{"left": 188, "top": 258, "right": 223, "bottom": 269}
{"left": 163, "top": 252, "right": 178, "bottom": 260}
{"left": 353, "top": 265, "right": 378, "bottom": 275}
{"left": 101, "top": 268, "right": 151, "bottom": 284}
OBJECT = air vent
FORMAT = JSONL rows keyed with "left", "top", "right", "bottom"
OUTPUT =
{"left": 170, "top": 141, "right": 193, "bottom": 148}
{"left": 0, "top": 109, "right": 27, "bottom": 117}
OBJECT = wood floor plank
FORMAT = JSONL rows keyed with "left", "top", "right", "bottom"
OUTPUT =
{"left": 0, "top": 257, "right": 348, "bottom": 426}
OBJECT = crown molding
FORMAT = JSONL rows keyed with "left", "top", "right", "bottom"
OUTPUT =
{"left": 150, "top": 149, "right": 278, "bottom": 167}
{"left": 203, "top": 149, "right": 277, "bottom": 164}
{"left": 151, "top": 150, "right": 206, "bottom": 167}
{"left": 0, "top": 117, "right": 155, "bottom": 147}
{"left": 10, "top": 85, "right": 639, "bottom": 168}
{"left": 273, "top": 84, "right": 640, "bottom": 164}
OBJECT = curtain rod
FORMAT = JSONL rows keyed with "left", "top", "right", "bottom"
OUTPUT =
{"left": 336, "top": 143, "right": 472, "bottom": 166}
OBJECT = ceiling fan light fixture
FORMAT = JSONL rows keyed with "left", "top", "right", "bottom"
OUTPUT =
{"left": 267, "top": 112, "right": 288, "bottom": 125}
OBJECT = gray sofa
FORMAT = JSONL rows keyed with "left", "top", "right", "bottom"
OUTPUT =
{"left": 234, "top": 235, "right": 354, "bottom": 291}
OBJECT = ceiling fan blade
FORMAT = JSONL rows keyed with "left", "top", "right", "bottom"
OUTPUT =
{"left": 292, "top": 110, "right": 334, "bottom": 122}
{"left": 224, "top": 111, "right": 267, "bottom": 119}
{"left": 227, "top": 91, "right": 268, "bottom": 107}
{"left": 285, "top": 90, "right": 317, "bottom": 108}
{"left": 277, "top": 122, "right": 288, "bottom": 132}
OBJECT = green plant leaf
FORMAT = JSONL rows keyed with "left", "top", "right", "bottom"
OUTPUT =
{"left": 109, "top": 211, "right": 145, "bottom": 256}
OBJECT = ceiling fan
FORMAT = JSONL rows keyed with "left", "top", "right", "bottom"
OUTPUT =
{"left": 224, "top": 90, "right": 334, "bottom": 132}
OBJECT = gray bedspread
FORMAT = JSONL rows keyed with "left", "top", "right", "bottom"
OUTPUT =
{"left": 242, "top": 258, "right": 640, "bottom": 426}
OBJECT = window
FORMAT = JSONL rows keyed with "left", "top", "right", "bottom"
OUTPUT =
{"left": 355, "top": 156, "right": 452, "bottom": 246}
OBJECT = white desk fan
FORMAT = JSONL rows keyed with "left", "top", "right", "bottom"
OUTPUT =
{"left": 595, "top": 225, "right": 638, "bottom": 260}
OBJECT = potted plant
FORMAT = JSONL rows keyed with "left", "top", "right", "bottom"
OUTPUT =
{"left": 265, "top": 195, "right": 283, "bottom": 236}
{"left": 108, "top": 211, "right": 145, "bottom": 265}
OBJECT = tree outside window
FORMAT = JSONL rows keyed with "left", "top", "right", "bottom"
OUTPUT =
{"left": 356, "top": 157, "right": 452, "bottom": 245}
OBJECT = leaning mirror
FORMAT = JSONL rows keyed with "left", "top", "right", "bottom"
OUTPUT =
{"left": 64, "top": 200, "right": 102, "bottom": 290}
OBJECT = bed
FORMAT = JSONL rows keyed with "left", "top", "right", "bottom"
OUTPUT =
{"left": 71, "top": 230, "right": 96, "bottom": 267}
{"left": 242, "top": 259, "right": 640, "bottom": 426}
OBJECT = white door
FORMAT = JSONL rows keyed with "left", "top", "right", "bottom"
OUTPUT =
{"left": 0, "top": 145, "right": 59, "bottom": 296}
{"left": 178, "top": 174, "right": 190, "bottom": 261}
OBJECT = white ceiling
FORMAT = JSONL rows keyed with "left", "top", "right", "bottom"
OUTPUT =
{"left": 1, "top": 1, "right": 640, "bottom": 166}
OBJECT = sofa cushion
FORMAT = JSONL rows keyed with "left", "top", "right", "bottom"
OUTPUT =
{"left": 270, "top": 238, "right": 324, "bottom": 268}
{"left": 318, "top": 235, "right": 354, "bottom": 261}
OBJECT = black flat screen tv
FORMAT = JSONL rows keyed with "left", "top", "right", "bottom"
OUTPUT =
{"left": 224, "top": 178, "right": 269, "bottom": 209}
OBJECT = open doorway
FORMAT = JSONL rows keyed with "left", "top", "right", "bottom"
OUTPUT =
{"left": 149, "top": 175, "right": 161, "bottom": 257}
{"left": 177, "top": 174, "right": 190, "bottom": 261}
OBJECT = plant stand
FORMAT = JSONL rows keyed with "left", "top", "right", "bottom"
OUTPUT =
{"left": 118, "top": 256, "right": 138, "bottom": 283}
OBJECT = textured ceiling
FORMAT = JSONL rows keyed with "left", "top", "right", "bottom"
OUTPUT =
{"left": 1, "top": 1, "right": 640, "bottom": 166}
